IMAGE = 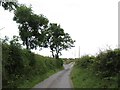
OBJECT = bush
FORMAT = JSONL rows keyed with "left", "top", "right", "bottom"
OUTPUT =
{"left": 2, "top": 42, "right": 63, "bottom": 88}
{"left": 76, "top": 55, "right": 94, "bottom": 68}
{"left": 55, "top": 58, "right": 63, "bottom": 68}
{"left": 2, "top": 37, "right": 24, "bottom": 88}
{"left": 94, "top": 49, "right": 120, "bottom": 77}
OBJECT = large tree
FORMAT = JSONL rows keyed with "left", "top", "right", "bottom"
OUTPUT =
{"left": 46, "top": 23, "right": 75, "bottom": 59}
{"left": 13, "top": 5, "right": 49, "bottom": 50}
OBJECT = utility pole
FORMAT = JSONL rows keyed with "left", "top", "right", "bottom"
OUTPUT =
{"left": 78, "top": 46, "right": 80, "bottom": 58}
{"left": 74, "top": 50, "right": 76, "bottom": 59}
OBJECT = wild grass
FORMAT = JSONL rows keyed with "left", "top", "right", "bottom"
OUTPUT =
{"left": 71, "top": 49, "right": 119, "bottom": 88}
{"left": 18, "top": 68, "right": 63, "bottom": 88}
{"left": 71, "top": 65, "right": 118, "bottom": 88}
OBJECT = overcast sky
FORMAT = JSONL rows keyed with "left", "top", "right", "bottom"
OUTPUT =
{"left": 0, "top": 0, "right": 119, "bottom": 58}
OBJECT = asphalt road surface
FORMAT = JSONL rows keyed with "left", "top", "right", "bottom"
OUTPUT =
{"left": 33, "top": 62, "right": 75, "bottom": 88}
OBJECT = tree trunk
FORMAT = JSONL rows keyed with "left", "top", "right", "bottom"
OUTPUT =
{"left": 55, "top": 47, "right": 59, "bottom": 59}
{"left": 51, "top": 50, "right": 54, "bottom": 58}
{"left": 26, "top": 38, "right": 29, "bottom": 50}
{"left": 55, "top": 52, "right": 59, "bottom": 59}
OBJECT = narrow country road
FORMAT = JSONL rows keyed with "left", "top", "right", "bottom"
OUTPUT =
{"left": 32, "top": 62, "right": 75, "bottom": 88}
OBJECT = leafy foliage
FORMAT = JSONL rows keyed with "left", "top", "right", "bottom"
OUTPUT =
{"left": 13, "top": 5, "right": 49, "bottom": 50}
{"left": 72, "top": 49, "right": 120, "bottom": 88}
{"left": 0, "top": 0, "right": 18, "bottom": 11}
{"left": 94, "top": 49, "right": 120, "bottom": 77}
{"left": 2, "top": 3, "right": 74, "bottom": 88}
{"left": 76, "top": 55, "right": 95, "bottom": 68}
{"left": 2, "top": 36, "right": 63, "bottom": 88}
{"left": 2, "top": 36, "right": 24, "bottom": 87}
{"left": 46, "top": 23, "right": 75, "bottom": 59}
{"left": 13, "top": 4, "right": 75, "bottom": 59}
{"left": 75, "top": 49, "right": 120, "bottom": 77}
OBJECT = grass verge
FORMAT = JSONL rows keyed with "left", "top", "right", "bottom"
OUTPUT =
{"left": 18, "top": 68, "right": 63, "bottom": 88}
{"left": 71, "top": 66, "right": 118, "bottom": 88}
